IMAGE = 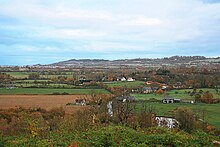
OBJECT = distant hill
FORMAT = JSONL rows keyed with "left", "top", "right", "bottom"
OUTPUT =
{"left": 47, "top": 56, "right": 220, "bottom": 68}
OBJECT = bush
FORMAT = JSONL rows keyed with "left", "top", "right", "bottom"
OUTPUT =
{"left": 52, "top": 92, "right": 61, "bottom": 95}
{"left": 1, "top": 109, "right": 219, "bottom": 146}
{"left": 73, "top": 126, "right": 217, "bottom": 146}
{"left": 62, "top": 92, "right": 69, "bottom": 95}
{"left": 174, "top": 107, "right": 197, "bottom": 132}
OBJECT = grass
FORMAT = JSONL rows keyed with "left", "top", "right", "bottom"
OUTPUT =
{"left": 14, "top": 80, "right": 51, "bottom": 82}
{"left": 4, "top": 72, "right": 73, "bottom": 79}
{"left": 4, "top": 72, "right": 30, "bottom": 79}
{"left": 40, "top": 74, "right": 73, "bottom": 78}
{"left": 132, "top": 88, "right": 220, "bottom": 100}
{"left": 174, "top": 88, "right": 220, "bottom": 98}
{"left": 104, "top": 81, "right": 145, "bottom": 88}
{"left": 135, "top": 102, "right": 220, "bottom": 129}
{"left": 132, "top": 88, "right": 220, "bottom": 129}
{"left": 132, "top": 93, "right": 164, "bottom": 100}
{"left": 12, "top": 84, "right": 77, "bottom": 89}
{"left": 0, "top": 88, "right": 109, "bottom": 95}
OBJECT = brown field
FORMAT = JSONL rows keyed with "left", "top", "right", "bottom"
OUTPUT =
{"left": 0, "top": 95, "right": 90, "bottom": 114}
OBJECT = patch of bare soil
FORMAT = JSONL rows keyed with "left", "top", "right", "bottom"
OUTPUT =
{"left": 0, "top": 95, "right": 90, "bottom": 114}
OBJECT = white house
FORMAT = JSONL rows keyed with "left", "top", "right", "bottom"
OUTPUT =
{"left": 127, "top": 77, "right": 135, "bottom": 82}
{"left": 121, "top": 77, "right": 126, "bottom": 81}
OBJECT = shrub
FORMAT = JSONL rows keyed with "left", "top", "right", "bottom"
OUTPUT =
{"left": 52, "top": 92, "right": 61, "bottom": 95}
{"left": 174, "top": 107, "right": 197, "bottom": 132}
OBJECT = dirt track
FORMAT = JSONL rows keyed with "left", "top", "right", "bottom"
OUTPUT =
{"left": 0, "top": 95, "right": 90, "bottom": 113}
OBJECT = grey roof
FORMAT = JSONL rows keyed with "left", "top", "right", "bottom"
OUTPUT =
{"left": 163, "top": 96, "right": 174, "bottom": 100}
{"left": 116, "top": 95, "right": 135, "bottom": 101}
{"left": 143, "top": 87, "right": 152, "bottom": 90}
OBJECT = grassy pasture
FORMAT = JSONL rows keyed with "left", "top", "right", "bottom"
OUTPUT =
{"left": 0, "top": 88, "right": 109, "bottom": 95}
{"left": 132, "top": 88, "right": 220, "bottom": 100}
{"left": 104, "top": 81, "right": 145, "bottom": 88}
{"left": 133, "top": 88, "right": 220, "bottom": 129}
{"left": 4, "top": 72, "right": 30, "bottom": 79}
{"left": 15, "top": 80, "right": 51, "bottom": 82}
{"left": 132, "top": 93, "right": 163, "bottom": 100}
{"left": 40, "top": 74, "right": 73, "bottom": 78}
{"left": 4, "top": 72, "right": 73, "bottom": 79}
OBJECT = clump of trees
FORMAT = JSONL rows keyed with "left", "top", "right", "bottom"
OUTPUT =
{"left": 28, "top": 73, "right": 40, "bottom": 80}
{"left": 0, "top": 73, "right": 13, "bottom": 88}
{"left": 194, "top": 90, "right": 220, "bottom": 104}
{"left": 0, "top": 107, "right": 65, "bottom": 137}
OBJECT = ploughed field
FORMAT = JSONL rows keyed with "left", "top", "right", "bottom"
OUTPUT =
{"left": 0, "top": 95, "right": 89, "bottom": 113}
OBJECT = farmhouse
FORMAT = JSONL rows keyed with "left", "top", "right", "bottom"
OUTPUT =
{"left": 145, "top": 81, "right": 153, "bottom": 85}
{"left": 161, "top": 84, "right": 169, "bottom": 90}
{"left": 127, "top": 77, "right": 135, "bottom": 82}
{"left": 142, "top": 86, "right": 159, "bottom": 94}
{"left": 143, "top": 87, "right": 153, "bottom": 94}
{"left": 173, "top": 82, "right": 184, "bottom": 89}
{"left": 163, "top": 96, "right": 181, "bottom": 103}
{"left": 75, "top": 98, "right": 87, "bottom": 106}
{"left": 117, "top": 77, "right": 127, "bottom": 81}
{"left": 116, "top": 95, "right": 135, "bottom": 102}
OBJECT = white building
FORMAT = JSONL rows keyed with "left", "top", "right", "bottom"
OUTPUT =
{"left": 127, "top": 77, "right": 135, "bottom": 82}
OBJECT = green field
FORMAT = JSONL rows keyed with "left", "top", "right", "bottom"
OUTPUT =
{"left": 4, "top": 72, "right": 30, "bottom": 79}
{"left": 13, "top": 83, "right": 76, "bottom": 88}
{"left": 132, "top": 88, "right": 220, "bottom": 100}
{"left": 4, "top": 72, "right": 73, "bottom": 79}
{"left": 132, "top": 93, "right": 163, "bottom": 100}
{"left": 0, "top": 88, "right": 109, "bottom": 95}
{"left": 133, "top": 88, "right": 220, "bottom": 129}
{"left": 40, "top": 74, "right": 73, "bottom": 78}
{"left": 135, "top": 102, "right": 220, "bottom": 129}
{"left": 15, "top": 80, "right": 51, "bottom": 82}
{"left": 104, "top": 81, "right": 145, "bottom": 88}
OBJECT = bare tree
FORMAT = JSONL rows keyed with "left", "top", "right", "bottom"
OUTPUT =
{"left": 113, "top": 95, "right": 135, "bottom": 124}
{"left": 174, "top": 107, "right": 196, "bottom": 132}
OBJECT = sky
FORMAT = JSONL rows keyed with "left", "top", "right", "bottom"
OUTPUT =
{"left": 0, "top": 0, "right": 220, "bottom": 65}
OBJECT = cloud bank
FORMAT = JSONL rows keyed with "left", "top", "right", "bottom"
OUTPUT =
{"left": 0, "top": 0, "right": 220, "bottom": 65}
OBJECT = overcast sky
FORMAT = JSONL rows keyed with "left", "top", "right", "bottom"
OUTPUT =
{"left": 0, "top": 0, "right": 220, "bottom": 65}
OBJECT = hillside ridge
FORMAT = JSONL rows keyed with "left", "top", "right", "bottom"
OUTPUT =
{"left": 46, "top": 56, "right": 220, "bottom": 68}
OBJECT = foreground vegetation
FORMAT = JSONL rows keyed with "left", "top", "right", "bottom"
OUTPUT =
{"left": 1, "top": 125, "right": 219, "bottom": 146}
{"left": 0, "top": 107, "right": 219, "bottom": 146}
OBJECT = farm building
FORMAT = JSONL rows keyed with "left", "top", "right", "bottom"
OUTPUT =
{"left": 116, "top": 95, "right": 135, "bottom": 102}
{"left": 117, "top": 77, "right": 127, "bottom": 81}
{"left": 143, "top": 87, "right": 159, "bottom": 94}
{"left": 145, "top": 81, "right": 153, "bottom": 85}
{"left": 163, "top": 96, "right": 181, "bottom": 103}
{"left": 173, "top": 82, "right": 184, "bottom": 89}
{"left": 143, "top": 87, "right": 153, "bottom": 93}
{"left": 127, "top": 77, "right": 135, "bottom": 82}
